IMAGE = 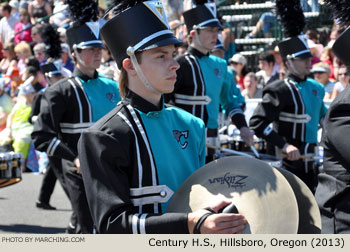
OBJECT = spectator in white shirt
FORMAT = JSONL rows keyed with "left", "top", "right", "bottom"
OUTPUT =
{"left": 0, "top": 3, "right": 19, "bottom": 44}
{"left": 331, "top": 65, "right": 349, "bottom": 100}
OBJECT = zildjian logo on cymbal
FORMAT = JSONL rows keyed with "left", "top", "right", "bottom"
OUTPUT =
{"left": 208, "top": 173, "right": 248, "bottom": 189}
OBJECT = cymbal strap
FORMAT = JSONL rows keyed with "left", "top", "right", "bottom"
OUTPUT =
{"left": 193, "top": 212, "right": 214, "bottom": 234}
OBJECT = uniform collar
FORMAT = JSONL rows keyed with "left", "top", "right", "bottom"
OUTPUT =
{"left": 124, "top": 88, "right": 164, "bottom": 113}
{"left": 73, "top": 67, "right": 99, "bottom": 82}
{"left": 287, "top": 73, "right": 307, "bottom": 83}
{"left": 187, "top": 46, "right": 209, "bottom": 58}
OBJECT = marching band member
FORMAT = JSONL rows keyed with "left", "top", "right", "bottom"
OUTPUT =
{"left": 315, "top": 0, "right": 350, "bottom": 234}
{"left": 78, "top": 0, "right": 246, "bottom": 234}
{"left": 165, "top": 0, "right": 253, "bottom": 162}
{"left": 250, "top": 0, "right": 328, "bottom": 193}
{"left": 31, "top": 0, "right": 121, "bottom": 233}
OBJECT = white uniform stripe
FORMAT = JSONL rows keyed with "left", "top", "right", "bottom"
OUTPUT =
{"left": 117, "top": 112, "right": 143, "bottom": 213}
{"left": 139, "top": 214, "right": 148, "bottom": 234}
{"left": 284, "top": 79, "right": 298, "bottom": 139}
{"left": 190, "top": 55, "right": 206, "bottom": 119}
{"left": 68, "top": 79, "right": 83, "bottom": 123}
{"left": 75, "top": 77, "right": 93, "bottom": 122}
{"left": 50, "top": 139, "right": 61, "bottom": 156}
{"left": 304, "top": 143, "right": 310, "bottom": 173}
{"left": 132, "top": 214, "right": 140, "bottom": 234}
{"left": 185, "top": 56, "right": 198, "bottom": 115}
{"left": 47, "top": 137, "right": 57, "bottom": 155}
{"left": 126, "top": 105, "right": 158, "bottom": 213}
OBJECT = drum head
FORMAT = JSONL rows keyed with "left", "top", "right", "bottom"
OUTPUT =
{"left": 276, "top": 168, "right": 321, "bottom": 234}
{"left": 167, "top": 156, "right": 299, "bottom": 234}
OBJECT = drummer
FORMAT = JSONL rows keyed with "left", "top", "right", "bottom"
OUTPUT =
{"left": 249, "top": 0, "right": 327, "bottom": 193}
{"left": 78, "top": 0, "right": 246, "bottom": 234}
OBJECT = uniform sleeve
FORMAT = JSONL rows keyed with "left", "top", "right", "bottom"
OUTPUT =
{"left": 220, "top": 68, "right": 247, "bottom": 129}
{"left": 29, "top": 92, "right": 42, "bottom": 124}
{"left": 323, "top": 102, "right": 350, "bottom": 168}
{"left": 31, "top": 87, "right": 76, "bottom": 161}
{"left": 249, "top": 86, "right": 287, "bottom": 148}
{"left": 78, "top": 129, "right": 189, "bottom": 234}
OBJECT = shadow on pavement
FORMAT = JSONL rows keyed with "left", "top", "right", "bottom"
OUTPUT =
{"left": 0, "top": 224, "right": 66, "bottom": 234}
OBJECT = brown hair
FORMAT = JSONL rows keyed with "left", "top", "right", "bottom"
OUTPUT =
{"left": 3, "top": 42, "right": 17, "bottom": 60}
{"left": 119, "top": 68, "right": 128, "bottom": 98}
{"left": 118, "top": 53, "right": 142, "bottom": 98}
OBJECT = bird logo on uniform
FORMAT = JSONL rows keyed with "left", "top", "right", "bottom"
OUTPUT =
{"left": 173, "top": 130, "right": 189, "bottom": 149}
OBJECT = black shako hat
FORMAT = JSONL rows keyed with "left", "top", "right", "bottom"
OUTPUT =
{"left": 332, "top": 27, "right": 350, "bottom": 66}
{"left": 213, "top": 34, "right": 225, "bottom": 51}
{"left": 101, "top": 1, "right": 182, "bottom": 69}
{"left": 183, "top": 1, "right": 222, "bottom": 31}
{"left": 66, "top": 0, "right": 105, "bottom": 51}
{"left": 41, "top": 61, "right": 63, "bottom": 77}
{"left": 324, "top": 0, "right": 350, "bottom": 66}
{"left": 276, "top": 0, "right": 312, "bottom": 60}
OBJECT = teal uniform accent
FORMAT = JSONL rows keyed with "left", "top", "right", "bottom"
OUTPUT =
{"left": 295, "top": 78, "right": 327, "bottom": 143}
{"left": 197, "top": 55, "right": 241, "bottom": 129}
{"left": 79, "top": 74, "right": 121, "bottom": 122}
{"left": 137, "top": 106, "right": 206, "bottom": 211}
{"left": 228, "top": 69, "right": 245, "bottom": 108}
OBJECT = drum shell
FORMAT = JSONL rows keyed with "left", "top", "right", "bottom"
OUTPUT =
{"left": 0, "top": 154, "right": 12, "bottom": 186}
{"left": 0, "top": 152, "right": 22, "bottom": 188}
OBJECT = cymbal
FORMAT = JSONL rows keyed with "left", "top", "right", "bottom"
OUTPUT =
{"left": 167, "top": 156, "right": 299, "bottom": 234}
{"left": 276, "top": 168, "right": 322, "bottom": 234}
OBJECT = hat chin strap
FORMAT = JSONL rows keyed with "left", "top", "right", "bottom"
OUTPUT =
{"left": 128, "top": 51, "right": 161, "bottom": 95}
{"left": 194, "top": 30, "right": 205, "bottom": 50}
{"left": 287, "top": 59, "right": 301, "bottom": 76}
{"left": 73, "top": 47, "right": 89, "bottom": 69}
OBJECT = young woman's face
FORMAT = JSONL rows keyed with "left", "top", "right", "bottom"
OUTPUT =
{"left": 287, "top": 57, "right": 312, "bottom": 78}
{"left": 193, "top": 27, "right": 219, "bottom": 52}
{"left": 338, "top": 67, "right": 350, "bottom": 85}
{"left": 77, "top": 47, "right": 102, "bottom": 72}
{"left": 138, "top": 44, "right": 180, "bottom": 94}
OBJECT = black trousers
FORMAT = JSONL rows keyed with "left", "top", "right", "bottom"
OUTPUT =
{"left": 62, "top": 159, "right": 94, "bottom": 234}
{"left": 38, "top": 156, "right": 71, "bottom": 203}
{"left": 38, "top": 157, "right": 77, "bottom": 229}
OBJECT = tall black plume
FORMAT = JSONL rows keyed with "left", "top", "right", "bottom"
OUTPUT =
{"left": 276, "top": 0, "right": 306, "bottom": 38}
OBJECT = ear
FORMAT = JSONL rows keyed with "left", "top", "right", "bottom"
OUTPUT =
{"left": 122, "top": 58, "right": 137, "bottom": 76}
{"left": 189, "top": 29, "right": 196, "bottom": 38}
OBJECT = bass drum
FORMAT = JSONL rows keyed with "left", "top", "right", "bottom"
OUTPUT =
{"left": 0, "top": 152, "right": 23, "bottom": 189}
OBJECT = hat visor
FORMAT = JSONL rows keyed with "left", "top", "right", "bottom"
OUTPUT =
{"left": 141, "top": 35, "right": 183, "bottom": 51}
{"left": 196, "top": 21, "right": 223, "bottom": 31}
{"left": 291, "top": 51, "right": 313, "bottom": 59}
{"left": 75, "top": 42, "right": 105, "bottom": 50}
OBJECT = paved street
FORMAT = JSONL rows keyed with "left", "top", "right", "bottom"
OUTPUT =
{"left": 0, "top": 173, "right": 72, "bottom": 234}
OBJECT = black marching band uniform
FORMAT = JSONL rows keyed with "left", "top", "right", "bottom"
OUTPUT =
{"left": 31, "top": 0, "right": 121, "bottom": 233}
{"left": 165, "top": 1, "right": 248, "bottom": 161}
{"left": 78, "top": 0, "right": 206, "bottom": 233}
{"left": 32, "top": 25, "right": 72, "bottom": 211}
{"left": 315, "top": 0, "right": 350, "bottom": 234}
{"left": 249, "top": 0, "right": 327, "bottom": 193}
